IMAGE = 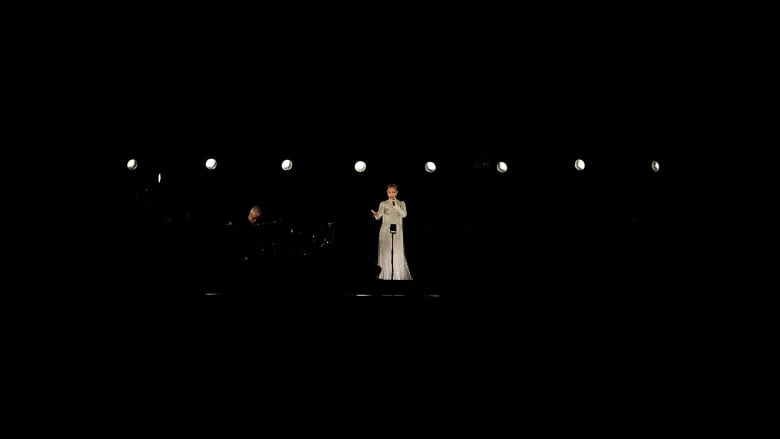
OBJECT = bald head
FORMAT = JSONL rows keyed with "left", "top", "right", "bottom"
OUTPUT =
{"left": 248, "top": 206, "right": 262, "bottom": 224}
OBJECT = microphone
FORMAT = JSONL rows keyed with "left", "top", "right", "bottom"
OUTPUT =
{"left": 392, "top": 201, "right": 395, "bottom": 206}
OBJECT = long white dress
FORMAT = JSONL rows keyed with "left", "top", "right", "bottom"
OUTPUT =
{"left": 373, "top": 199, "right": 413, "bottom": 280}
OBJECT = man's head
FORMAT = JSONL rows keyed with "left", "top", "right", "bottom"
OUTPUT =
{"left": 248, "top": 206, "right": 262, "bottom": 223}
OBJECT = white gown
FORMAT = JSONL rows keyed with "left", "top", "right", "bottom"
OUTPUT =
{"left": 373, "top": 199, "right": 413, "bottom": 280}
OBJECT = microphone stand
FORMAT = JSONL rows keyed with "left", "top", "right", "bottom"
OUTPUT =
{"left": 390, "top": 230, "right": 395, "bottom": 280}
{"left": 389, "top": 220, "right": 397, "bottom": 280}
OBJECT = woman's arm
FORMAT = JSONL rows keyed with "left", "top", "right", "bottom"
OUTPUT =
{"left": 371, "top": 202, "right": 384, "bottom": 220}
{"left": 398, "top": 201, "right": 407, "bottom": 218}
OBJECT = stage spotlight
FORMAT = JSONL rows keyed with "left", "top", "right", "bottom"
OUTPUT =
{"left": 354, "top": 160, "right": 367, "bottom": 173}
{"left": 157, "top": 173, "right": 162, "bottom": 183}
{"left": 205, "top": 158, "right": 218, "bottom": 170}
{"left": 651, "top": 160, "right": 660, "bottom": 173}
{"left": 574, "top": 159, "right": 586, "bottom": 171}
{"left": 424, "top": 161, "right": 437, "bottom": 173}
{"left": 496, "top": 161, "right": 508, "bottom": 173}
{"left": 281, "top": 159, "right": 293, "bottom": 171}
{"left": 126, "top": 159, "right": 138, "bottom": 170}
